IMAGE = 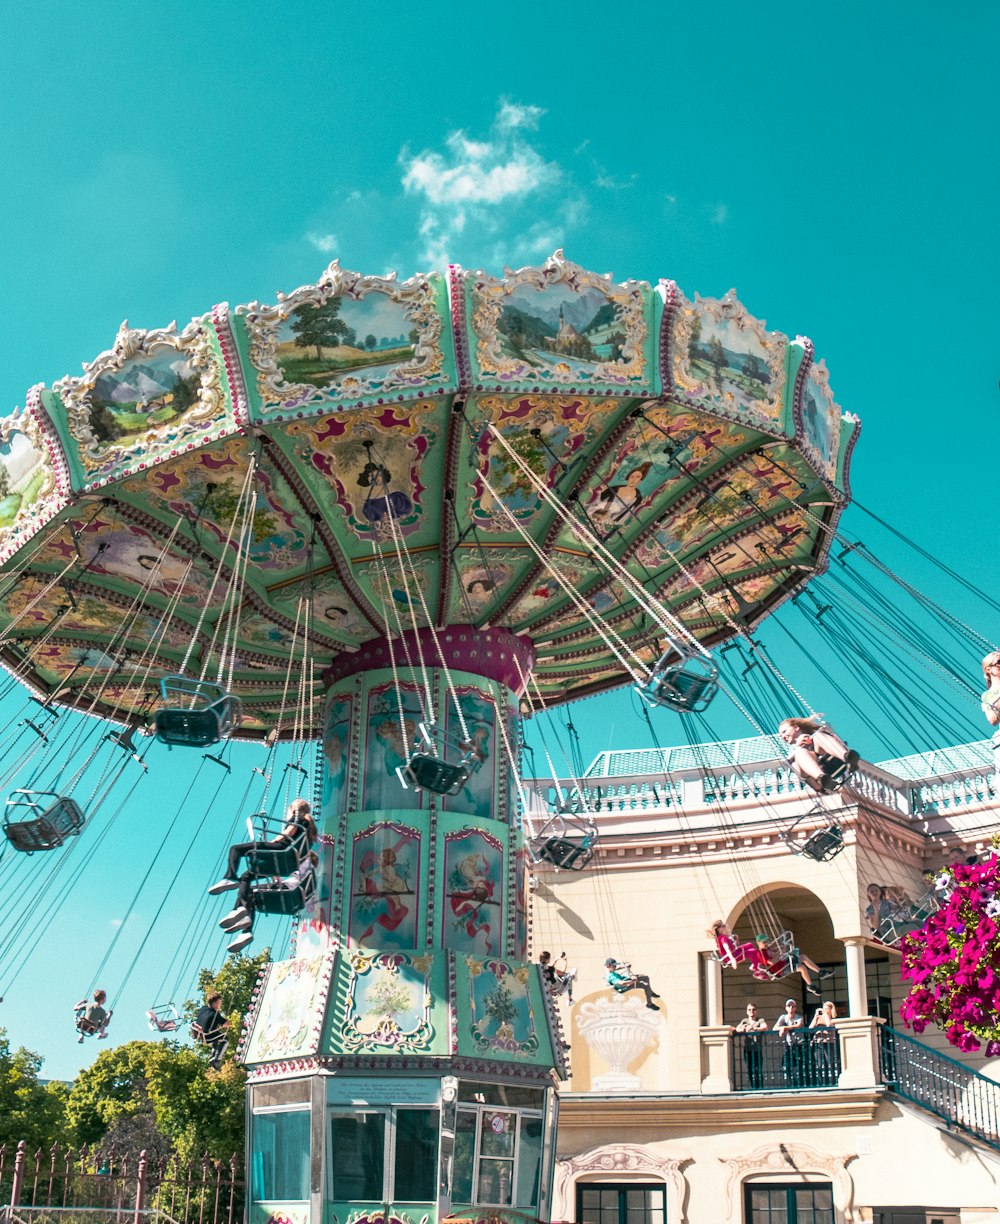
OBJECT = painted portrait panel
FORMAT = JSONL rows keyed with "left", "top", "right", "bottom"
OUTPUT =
{"left": 349, "top": 822, "right": 420, "bottom": 950}
{"left": 363, "top": 682, "right": 425, "bottom": 812}
{"left": 443, "top": 828, "right": 504, "bottom": 955}
{"left": 443, "top": 687, "right": 495, "bottom": 818}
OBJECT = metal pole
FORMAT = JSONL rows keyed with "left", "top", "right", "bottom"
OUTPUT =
{"left": 133, "top": 1149, "right": 147, "bottom": 1224}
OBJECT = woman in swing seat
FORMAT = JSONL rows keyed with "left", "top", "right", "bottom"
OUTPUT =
{"left": 778, "top": 717, "right": 860, "bottom": 793}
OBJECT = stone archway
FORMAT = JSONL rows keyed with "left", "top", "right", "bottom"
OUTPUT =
{"left": 553, "top": 1143, "right": 689, "bottom": 1224}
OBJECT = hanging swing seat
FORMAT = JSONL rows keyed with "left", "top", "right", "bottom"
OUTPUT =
{"left": 782, "top": 806, "right": 846, "bottom": 862}
{"left": 154, "top": 676, "right": 243, "bottom": 748}
{"left": 147, "top": 1002, "right": 180, "bottom": 1033}
{"left": 234, "top": 811, "right": 313, "bottom": 878}
{"left": 397, "top": 722, "right": 485, "bottom": 796}
{"left": 635, "top": 649, "right": 719, "bottom": 713}
{"left": 748, "top": 929, "right": 798, "bottom": 980}
{"left": 529, "top": 813, "right": 598, "bottom": 871}
{"left": 871, "top": 888, "right": 937, "bottom": 947}
{"left": 251, "top": 871, "right": 316, "bottom": 916}
{"left": 3, "top": 790, "right": 85, "bottom": 853}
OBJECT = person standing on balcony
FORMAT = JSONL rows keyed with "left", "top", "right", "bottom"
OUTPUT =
{"left": 810, "top": 1000, "right": 840, "bottom": 1085}
{"left": 773, "top": 998, "right": 806, "bottom": 1086}
{"left": 605, "top": 957, "right": 661, "bottom": 1010}
{"left": 734, "top": 1002, "right": 768, "bottom": 1088}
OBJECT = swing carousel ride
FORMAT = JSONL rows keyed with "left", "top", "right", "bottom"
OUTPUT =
{"left": 0, "top": 253, "right": 863, "bottom": 1162}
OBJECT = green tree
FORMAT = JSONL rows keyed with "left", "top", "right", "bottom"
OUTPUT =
{"left": 0, "top": 1030, "right": 69, "bottom": 1150}
{"left": 0, "top": 464, "right": 10, "bottom": 500}
{"left": 289, "top": 299, "right": 354, "bottom": 359}
{"left": 65, "top": 1040, "right": 245, "bottom": 1164}
{"left": 364, "top": 334, "right": 377, "bottom": 350}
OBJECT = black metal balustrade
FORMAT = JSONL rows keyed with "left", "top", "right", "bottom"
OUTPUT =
{"left": 730, "top": 1030, "right": 841, "bottom": 1091}
{"left": 879, "top": 1026, "right": 1000, "bottom": 1150}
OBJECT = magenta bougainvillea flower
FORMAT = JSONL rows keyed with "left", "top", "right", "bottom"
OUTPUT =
{"left": 900, "top": 851, "right": 1000, "bottom": 1054}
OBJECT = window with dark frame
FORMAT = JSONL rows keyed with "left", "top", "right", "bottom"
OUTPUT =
{"left": 576, "top": 1181, "right": 667, "bottom": 1224}
{"left": 329, "top": 1107, "right": 438, "bottom": 1204}
{"left": 744, "top": 1181, "right": 834, "bottom": 1223}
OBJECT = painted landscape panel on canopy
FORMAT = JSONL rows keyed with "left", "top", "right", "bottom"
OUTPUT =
{"left": 50, "top": 318, "right": 231, "bottom": 485}
{"left": 237, "top": 266, "right": 454, "bottom": 417}
{"left": 285, "top": 400, "right": 441, "bottom": 545}
{"left": 0, "top": 416, "right": 56, "bottom": 533}
{"left": 466, "top": 394, "right": 620, "bottom": 533}
{"left": 363, "top": 682, "right": 425, "bottom": 812}
{"left": 349, "top": 821, "right": 421, "bottom": 950}
{"left": 469, "top": 253, "right": 653, "bottom": 390}
{"left": 0, "top": 582, "right": 190, "bottom": 650}
{"left": 670, "top": 291, "right": 788, "bottom": 425}
{"left": 799, "top": 358, "right": 843, "bottom": 482}
{"left": 442, "top": 687, "right": 496, "bottom": 819}
{"left": 441, "top": 826, "right": 504, "bottom": 956}
{"left": 504, "top": 552, "right": 593, "bottom": 627}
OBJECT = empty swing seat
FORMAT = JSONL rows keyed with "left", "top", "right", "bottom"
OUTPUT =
{"left": 537, "top": 835, "right": 594, "bottom": 871}
{"left": 636, "top": 651, "right": 719, "bottom": 713}
{"left": 3, "top": 791, "right": 84, "bottom": 853}
{"left": 783, "top": 809, "right": 846, "bottom": 862}
{"left": 396, "top": 721, "right": 484, "bottom": 797}
{"left": 530, "top": 811, "right": 598, "bottom": 871}
{"left": 154, "top": 676, "right": 242, "bottom": 748}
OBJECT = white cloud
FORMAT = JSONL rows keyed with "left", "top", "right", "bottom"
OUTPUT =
{"left": 711, "top": 204, "right": 728, "bottom": 224}
{"left": 496, "top": 100, "right": 545, "bottom": 131}
{"left": 400, "top": 100, "right": 561, "bottom": 266}
{"left": 307, "top": 231, "right": 339, "bottom": 253}
{"left": 110, "top": 918, "right": 123, "bottom": 928}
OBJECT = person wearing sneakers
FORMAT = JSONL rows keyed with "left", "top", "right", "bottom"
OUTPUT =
{"left": 74, "top": 989, "right": 112, "bottom": 1042}
{"left": 208, "top": 799, "right": 316, "bottom": 896}
{"left": 750, "top": 934, "right": 833, "bottom": 997}
{"left": 220, "top": 851, "right": 319, "bottom": 954}
{"left": 777, "top": 718, "right": 859, "bottom": 793}
{"left": 192, "top": 993, "right": 230, "bottom": 1070}
{"left": 604, "top": 957, "right": 661, "bottom": 1010}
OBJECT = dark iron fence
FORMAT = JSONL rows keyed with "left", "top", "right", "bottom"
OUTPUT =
{"left": 730, "top": 1030, "right": 841, "bottom": 1091}
{"left": 0, "top": 1144, "right": 241, "bottom": 1224}
{"left": 879, "top": 1026, "right": 1000, "bottom": 1150}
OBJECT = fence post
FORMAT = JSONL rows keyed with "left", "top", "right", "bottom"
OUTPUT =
{"left": 10, "top": 1142, "right": 25, "bottom": 1209}
{"left": 134, "top": 1149, "right": 147, "bottom": 1224}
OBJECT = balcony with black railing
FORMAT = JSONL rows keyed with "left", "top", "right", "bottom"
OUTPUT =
{"left": 730, "top": 1030, "right": 842, "bottom": 1091}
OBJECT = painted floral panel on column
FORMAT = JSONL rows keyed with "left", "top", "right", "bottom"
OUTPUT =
{"left": 466, "top": 958, "right": 540, "bottom": 1057}
{"left": 350, "top": 823, "right": 420, "bottom": 950}
{"left": 322, "top": 694, "right": 352, "bottom": 817}
{"left": 342, "top": 951, "right": 435, "bottom": 1053}
{"left": 443, "top": 829, "right": 503, "bottom": 955}
{"left": 443, "top": 686, "right": 495, "bottom": 818}
{"left": 363, "top": 682, "right": 424, "bottom": 811}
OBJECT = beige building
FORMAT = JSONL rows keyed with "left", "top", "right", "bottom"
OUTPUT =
{"left": 528, "top": 735, "right": 1000, "bottom": 1224}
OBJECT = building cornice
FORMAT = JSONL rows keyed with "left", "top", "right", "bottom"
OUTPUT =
{"left": 556, "top": 1088, "right": 883, "bottom": 1130}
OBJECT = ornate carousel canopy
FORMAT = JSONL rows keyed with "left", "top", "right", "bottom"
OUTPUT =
{"left": 0, "top": 252, "right": 858, "bottom": 738}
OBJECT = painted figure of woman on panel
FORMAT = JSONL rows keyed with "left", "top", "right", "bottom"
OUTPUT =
{"left": 350, "top": 824, "right": 419, "bottom": 949}
{"left": 445, "top": 831, "right": 503, "bottom": 954}
{"left": 364, "top": 684, "right": 423, "bottom": 811}
{"left": 322, "top": 695, "right": 351, "bottom": 816}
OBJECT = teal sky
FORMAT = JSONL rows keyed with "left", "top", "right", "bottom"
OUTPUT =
{"left": 1, "top": 2, "right": 999, "bottom": 1079}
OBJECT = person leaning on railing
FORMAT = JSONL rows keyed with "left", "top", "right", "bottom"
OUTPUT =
{"left": 733, "top": 1002, "right": 768, "bottom": 1088}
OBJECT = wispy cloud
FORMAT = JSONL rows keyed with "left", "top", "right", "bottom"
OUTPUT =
{"left": 400, "top": 100, "right": 563, "bottom": 266}
{"left": 711, "top": 204, "right": 728, "bottom": 224}
{"left": 307, "top": 231, "right": 339, "bottom": 253}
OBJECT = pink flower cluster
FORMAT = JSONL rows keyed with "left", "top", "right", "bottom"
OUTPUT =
{"left": 900, "top": 853, "right": 1000, "bottom": 1055}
